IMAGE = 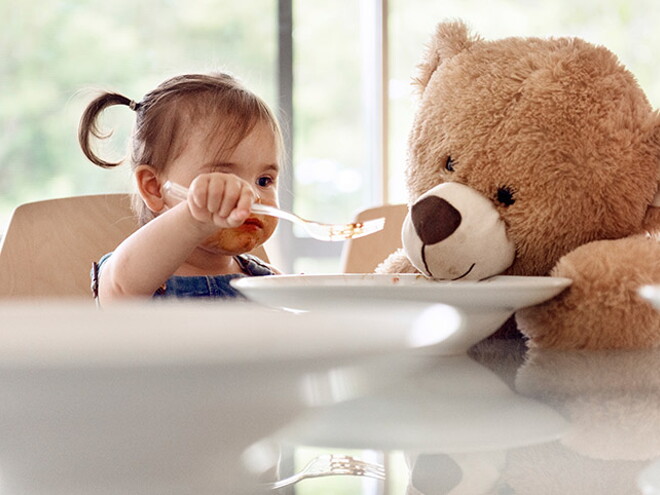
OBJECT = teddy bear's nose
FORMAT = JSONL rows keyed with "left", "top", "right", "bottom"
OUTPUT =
{"left": 410, "top": 195, "right": 462, "bottom": 245}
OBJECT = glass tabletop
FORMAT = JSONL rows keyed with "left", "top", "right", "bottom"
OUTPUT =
{"left": 262, "top": 338, "right": 660, "bottom": 494}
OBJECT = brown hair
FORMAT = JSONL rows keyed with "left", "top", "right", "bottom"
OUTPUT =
{"left": 78, "top": 73, "right": 283, "bottom": 225}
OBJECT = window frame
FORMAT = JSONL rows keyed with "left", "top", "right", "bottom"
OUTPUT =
{"left": 275, "top": 0, "right": 389, "bottom": 273}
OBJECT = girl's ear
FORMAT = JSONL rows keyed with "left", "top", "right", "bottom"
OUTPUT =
{"left": 135, "top": 165, "right": 165, "bottom": 213}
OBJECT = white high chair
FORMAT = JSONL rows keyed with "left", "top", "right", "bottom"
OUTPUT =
{"left": 340, "top": 203, "right": 408, "bottom": 273}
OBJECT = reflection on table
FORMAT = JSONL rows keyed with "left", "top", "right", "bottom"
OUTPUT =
{"left": 268, "top": 339, "right": 660, "bottom": 495}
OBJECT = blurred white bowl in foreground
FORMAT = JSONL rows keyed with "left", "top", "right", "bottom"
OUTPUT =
{"left": 0, "top": 300, "right": 434, "bottom": 495}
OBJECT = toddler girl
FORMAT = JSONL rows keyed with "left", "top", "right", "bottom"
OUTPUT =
{"left": 79, "top": 73, "right": 281, "bottom": 303}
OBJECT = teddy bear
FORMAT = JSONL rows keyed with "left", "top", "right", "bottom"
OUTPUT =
{"left": 378, "top": 20, "right": 660, "bottom": 349}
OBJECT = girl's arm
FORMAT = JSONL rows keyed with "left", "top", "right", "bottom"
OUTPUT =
{"left": 97, "top": 173, "right": 255, "bottom": 303}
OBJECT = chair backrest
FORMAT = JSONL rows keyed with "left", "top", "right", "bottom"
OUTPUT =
{"left": 340, "top": 203, "right": 408, "bottom": 273}
{"left": 0, "top": 194, "right": 268, "bottom": 299}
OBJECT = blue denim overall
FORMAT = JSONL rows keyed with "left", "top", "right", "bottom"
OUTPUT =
{"left": 92, "top": 253, "right": 276, "bottom": 300}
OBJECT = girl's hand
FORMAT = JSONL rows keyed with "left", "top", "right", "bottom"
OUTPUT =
{"left": 186, "top": 173, "right": 256, "bottom": 228}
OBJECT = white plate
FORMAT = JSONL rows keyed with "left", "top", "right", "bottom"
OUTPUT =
{"left": 233, "top": 274, "right": 571, "bottom": 308}
{"left": 232, "top": 274, "right": 572, "bottom": 355}
{"left": 0, "top": 300, "right": 433, "bottom": 495}
{"left": 639, "top": 285, "right": 660, "bottom": 310}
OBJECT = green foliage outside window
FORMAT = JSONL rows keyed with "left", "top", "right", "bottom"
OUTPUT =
{"left": 0, "top": 0, "right": 276, "bottom": 225}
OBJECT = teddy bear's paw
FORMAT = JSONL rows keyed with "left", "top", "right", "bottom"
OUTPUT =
{"left": 375, "top": 248, "right": 420, "bottom": 274}
{"left": 517, "top": 236, "right": 660, "bottom": 350}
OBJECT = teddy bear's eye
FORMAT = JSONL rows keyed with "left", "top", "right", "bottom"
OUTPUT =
{"left": 445, "top": 156, "right": 455, "bottom": 172}
{"left": 496, "top": 186, "right": 516, "bottom": 207}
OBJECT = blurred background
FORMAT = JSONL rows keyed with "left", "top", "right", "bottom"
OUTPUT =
{"left": 2, "top": 0, "right": 659, "bottom": 274}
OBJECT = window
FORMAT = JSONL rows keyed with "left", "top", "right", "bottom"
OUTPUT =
{"left": 278, "top": 0, "right": 388, "bottom": 273}
{"left": 3, "top": 0, "right": 659, "bottom": 277}
{"left": 0, "top": 0, "right": 277, "bottom": 229}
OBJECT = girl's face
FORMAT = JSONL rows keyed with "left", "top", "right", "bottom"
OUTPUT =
{"left": 163, "top": 119, "right": 280, "bottom": 256}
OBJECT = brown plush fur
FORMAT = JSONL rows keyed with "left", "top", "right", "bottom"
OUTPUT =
{"left": 378, "top": 20, "right": 660, "bottom": 349}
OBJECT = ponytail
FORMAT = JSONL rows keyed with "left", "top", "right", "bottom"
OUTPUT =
{"left": 78, "top": 92, "right": 139, "bottom": 168}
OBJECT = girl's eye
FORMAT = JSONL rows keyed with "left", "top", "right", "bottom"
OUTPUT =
{"left": 257, "top": 176, "right": 274, "bottom": 188}
{"left": 445, "top": 156, "right": 455, "bottom": 172}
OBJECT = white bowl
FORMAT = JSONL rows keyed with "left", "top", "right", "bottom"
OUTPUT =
{"left": 0, "top": 300, "right": 433, "bottom": 495}
{"left": 232, "top": 274, "right": 572, "bottom": 355}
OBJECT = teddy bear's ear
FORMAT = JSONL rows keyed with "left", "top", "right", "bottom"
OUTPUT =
{"left": 413, "top": 20, "right": 481, "bottom": 95}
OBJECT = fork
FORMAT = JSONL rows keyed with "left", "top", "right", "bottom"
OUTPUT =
{"left": 162, "top": 181, "right": 385, "bottom": 241}
{"left": 263, "top": 454, "right": 386, "bottom": 490}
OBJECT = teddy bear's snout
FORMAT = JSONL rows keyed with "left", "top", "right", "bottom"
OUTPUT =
{"left": 402, "top": 182, "right": 516, "bottom": 280}
{"left": 410, "top": 195, "right": 462, "bottom": 245}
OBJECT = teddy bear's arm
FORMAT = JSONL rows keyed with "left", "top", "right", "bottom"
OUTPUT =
{"left": 516, "top": 235, "right": 660, "bottom": 350}
{"left": 375, "top": 248, "right": 420, "bottom": 274}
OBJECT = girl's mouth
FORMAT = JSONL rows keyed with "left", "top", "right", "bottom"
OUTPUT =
{"left": 238, "top": 217, "right": 264, "bottom": 230}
